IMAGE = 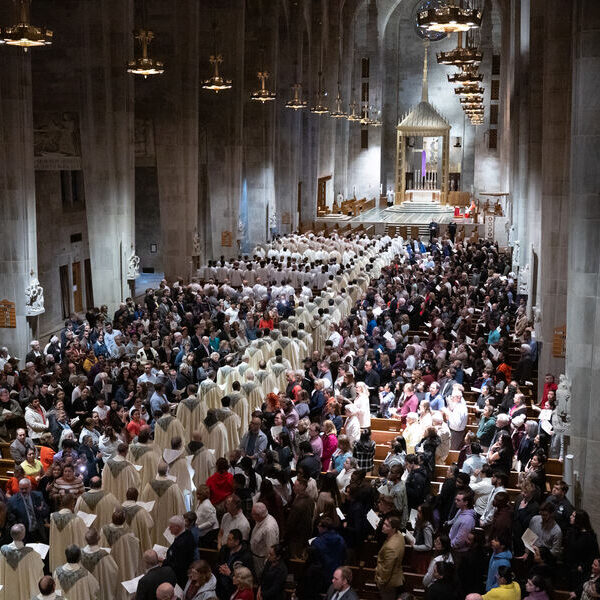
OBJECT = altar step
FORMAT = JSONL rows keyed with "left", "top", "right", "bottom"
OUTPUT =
{"left": 386, "top": 201, "right": 453, "bottom": 214}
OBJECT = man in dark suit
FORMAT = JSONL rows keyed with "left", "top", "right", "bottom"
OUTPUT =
{"left": 195, "top": 336, "right": 212, "bottom": 363}
{"left": 326, "top": 566, "right": 359, "bottom": 600}
{"left": 163, "top": 515, "right": 197, "bottom": 588}
{"left": 7, "top": 478, "right": 49, "bottom": 542}
{"left": 136, "top": 549, "right": 177, "bottom": 600}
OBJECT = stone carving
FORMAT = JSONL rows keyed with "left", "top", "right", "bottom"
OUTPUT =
{"left": 512, "top": 240, "right": 520, "bottom": 269}
{"left": 268, "top": 208, "right": 277, "bottom": 229}
{"left": 33, "top": 112, "right": 80, "bottom": 157}
{"left": 554, "top": 374, "right": 571, "bottom": 434}
{"left": 532, "top": 305, "right": 542, "bottom": 325}
{"left": 507, "top": 224, "right": 516, "bottom": 246}
{"left": 518, "top": 263, "right": 529, "bottom": 295}
{"left": 25, "top": 277, "right": 45, "bottom": 316}
{"left": 192, "top": 230, "right": 201, "bottom": 256}
{"left": 127, "top": 255, "right": 140, "bottom": 280}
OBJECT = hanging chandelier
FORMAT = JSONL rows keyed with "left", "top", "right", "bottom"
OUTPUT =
{"left": 251, "top": 71, "right": 276, "bottom": 103}
{"left": 437, "top": 32, "right": 482, "bottom": 66}
{"left": 448, "top": 66, "right": 483, "bottom": 84}
{"left": 417, "top": 1, "right": 482, "bottom": 34}
{"left": 310, "top": 72, "right": 329, "bottom": 114}
{"left": 347, "top": 100, "right": 361, "bottom": 122}
{"left": 202, "top": 55, "right": 232, "bottom": 92}
{"left": 202, "top": 24, "right": 231, "bottom": 93}
{"left": 460, "top": 95, "right": 483, "bottom": 104}
{"left": 461, "top": 101, "right": 483, "bottom": 109}
{"left": 3, "top": 0, "right": 52, "bottom": 51}
{"left": 360, "top": 106, "right": 381, "bottom": 127}
{"left": 454, "top": 84, "right": 484, "bottom": 97}
{"left": 127, "top": 30, "right": 164, "bottom": 78}
{"left": 286, "top": 83, "right": 307, "bottom": 110}
{"left": 330, "top": 88, "right": 347, "bottom": 118}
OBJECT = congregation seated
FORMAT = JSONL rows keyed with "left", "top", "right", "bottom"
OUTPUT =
{"left": 0, "top": 230, "right": 583, "bottom": 600}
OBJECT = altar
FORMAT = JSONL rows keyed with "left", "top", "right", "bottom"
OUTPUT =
{"left": 394, "top": 42, "right": 451, "bottom": 206}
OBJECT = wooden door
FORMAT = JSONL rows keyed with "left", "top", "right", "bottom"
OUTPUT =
{"left": 59, "top": 265, "right": 71, "bottom": 318}
{"left": 317, "top": 175, "right": 331, "bottom": 213}
{"left": 72, "top": 261, "right": 83, "bottom": 312}
{"left": 84, "top": 258, "right": 94, "bottom": 308}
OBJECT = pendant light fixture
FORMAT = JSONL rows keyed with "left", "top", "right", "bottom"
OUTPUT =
{"left": 347, "top": 99, "right": 362, "bottom": 122}
{"left": 437, "top": 32, "right": 482, "bottom": 66}
{"left": 310, "top": 71, "right": 329, "bottom": 114}
{"left": 250, "top": 48, "right": 276, "bottom": 103}
{"left": 448, "top": 65, "right": 483, "bottom": 85}
{"left": 329, "top": 34, "right": 347, "bottom": 118}
{"left": 202, "top": 23, "right": 232, "bottom": 93}
{"left": 417, "top": 0, "right": 482, "bottom": 34}
{"left": 127, "top": 1, "right": 164, "bottom": 78}
{"left": 454, "top": 84, "right": 484, "bottom": 97}
{"left": 286, "top": 82, "right": 308, "bottom": 110}
{"left": 3, "top": 0, "right": 52, "bottom": 51}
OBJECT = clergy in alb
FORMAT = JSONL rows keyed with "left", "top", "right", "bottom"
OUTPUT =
{"left": 54, "top": 544, "right": 100, "bottom": 600}
{"left": 101, "top": 442, "right": 141, "bottom": 500}
{"left": 153, "top": 405, "right": 187, "bottom": 452}
{"left": 140, "top": 462, "right": 186, "bottom": 545}
{"left": 49, "top": 494, "right": 88, "bottom": 573}
{"left": 74, "top": 476, "right": 121, "bottom": 530}
{"left": 81, "top": 528, "right": 119, "bottom": 600}
{"left": 163, "top": 436, "right": 193, "bottom": 494}
{"left": 217, "top": 396, "right": 241, "bottom": 451}
{"left": 189, "top": 431, "right": 216, "bottom": 490}
{"left": 126, "top": 426, "right": 161, "bottom": 489}
{"left": 122, "top": 487, "right": 154, "bottom": 553}
{"left": 202, "top": 409, "right": 229, "bottom": 460}
{"left": 0, "top": 524, "right": 44, "bottom": 600}
{"left": 175, "top": 384, "right": 207, "bottom": 442}
{"left": 100, "top": 508, "right": 142, "bottom": 600}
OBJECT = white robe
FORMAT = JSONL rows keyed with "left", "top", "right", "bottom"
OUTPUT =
{"left": 0, "top": 542, "right": 44, "bottom": 600}
{"left": 204, "top": 421, "right": 229, "bottom": 460}
{"left": 126, "top": 442, "right": 161, "bottom": 489}
{"left": 99, "top": 524, "right": 142, "bottom": 600}
{"left": 74, "top": 489, "right": 121, "bottom": 531}
{"left": 81, "top": 545, "right": 119, "bottom": 600}
{"left": 54, "top": 563, "right": 100, "bottom": 600}
{"left": 153, "top": 415, "right": 187, "bottom": 453}
{"left": 175, "top": 397, "right": 207, "bottom": 442}
{"left": 122, "top": 501, "right": 154, "bottom": 554}
{"left": 49, "top": 510, "right": 88, "bottom": 573}
{"left": 190, "top": 446, "right": 216, "bottom": 488}
{"left": 140, "top": 477, "right": 186, "bottom": 545}
{"left": 101, "top": 456, "right": 141, "bottom": 502}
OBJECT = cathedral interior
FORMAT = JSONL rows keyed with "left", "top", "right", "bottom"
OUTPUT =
{"left": 1, "top": 0, "right": 600, "bottom": 586}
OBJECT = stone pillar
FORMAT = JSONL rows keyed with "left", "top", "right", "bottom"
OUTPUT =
{"left": 0, "top": 50, "right": 38, "bottom": 358}
{"left": 566, "top": 0, "right": 600, "bottom": 527}
{"left": 153, "top": 0, "right": 199, "bottom": 280}
{"left": 79, "top": 0, "right": 135, "bottom": 312}
{"left": 535, "top": 0, "right": 571, "bottom": 380}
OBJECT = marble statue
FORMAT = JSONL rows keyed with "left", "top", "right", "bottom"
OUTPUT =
{"left": 127, "top": 255, "right": 140, "bottom": 280}
{"left": 512, "top": 240, "right": 520, "bottom": 270}
{"left": 25, "top": 277, "right": 45, "bottom": 316}
{"left": 518, "top": 262, "right": 529, "bottom": 295}
{"left": 268, "top": 208, "right": 277, "bottom": 229}
{"left": 192, "top": 230, "right": 201, "bottom": 256}
{"left": 554, "top": 374, "right": 571, "bottom": 434}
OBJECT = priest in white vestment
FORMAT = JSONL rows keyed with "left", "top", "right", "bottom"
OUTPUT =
{"left": 101, "top": 443, "right": 141, "bottom": 501}
{"left": 81, "top": 527, "right": 119, "bottom": 600}
{"left": 202, "top": 410, "right": 229, "bottom": 460}
{"left": 216, "top": 397, "right": 241, "bottom": 451}
{"left": 100, "top": 508, "right": 142, "bottom": 600}
{"left": 199, "top": 377, "right": 222, "bottom": 410}
{"left": 140, "top": 462, "right": 186, "bottom": 545}
{"left": 126, "top": 427, "right": 161, "bottom": 490}
{"left": 49, "top": 494, "right": 88, "bottom": 573}
{"left": 188, "top": 432, "right": 216, "bottom": 488}
{"left": 229, "top": 384, "right": 250, "bottom": 436}
{"left": 175, "top": 385, "right": 207, "bottom": 442}
{"left": 163, "top": 436, "right": 193, "bottom": 494}
{"left": 153, "top": 406, "right": 187, "bottom": 453}
{"left": 0, "top": 524, "right": 44, "bottom": 600}
{"left": 74, "top": 476, "right": 121, "bottom": 530}
{"left": 54, "top": 544, "right": 100, "bottom": 600}
{"left": 121, "top": 488, "right": 154, "bottom": 553}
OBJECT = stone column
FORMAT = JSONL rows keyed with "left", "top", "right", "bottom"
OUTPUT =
{"left": 79, "top": 0, "right": 135, "bottom": 311}
{"left": 0, "top": 50, "right": 38, "bottom": 358}
{"left": 153, "top": 0, "right": 199, "bottom": 280}
{"left": 566, "top": 0, "right": 600, "bottom": 527}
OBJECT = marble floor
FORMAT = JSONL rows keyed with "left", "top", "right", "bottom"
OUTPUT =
{"left": 327, "top": 206, "right": 470, "bottom": 225}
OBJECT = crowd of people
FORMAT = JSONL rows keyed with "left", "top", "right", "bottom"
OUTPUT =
{"left": 0, "top": 229, "right": 592, "bottom": 600}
